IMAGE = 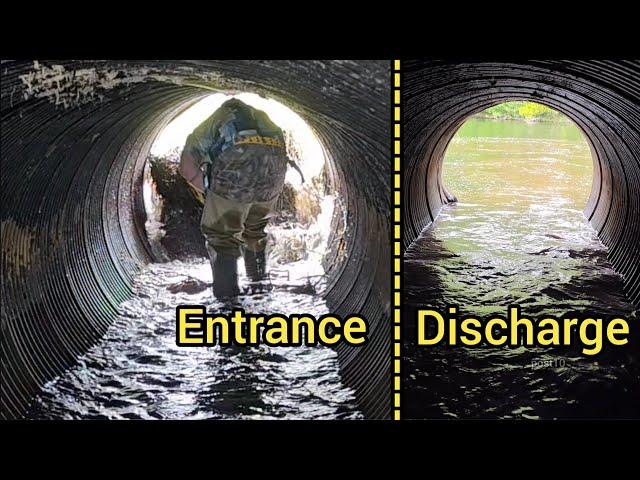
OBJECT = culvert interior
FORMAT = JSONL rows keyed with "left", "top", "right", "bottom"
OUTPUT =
{"left": 403, "top": 60, "right": 640, "bottom": 308}
{"left": 0, "top": 60, "right": 391, "bottom": 419}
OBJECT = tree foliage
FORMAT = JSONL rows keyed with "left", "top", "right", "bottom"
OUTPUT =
{"left": 479, "top": 102, "right": 563, "bottom": 122}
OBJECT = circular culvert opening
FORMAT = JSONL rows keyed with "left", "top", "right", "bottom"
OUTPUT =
{"left": 404, "top": 98, "right": 640, "bottom": 419}
{"left": 2, "top": 60, "right": 391, "bottom": 420}
{"left": 22, "top": 92, "right": 364, "bottom": 420}
{"left": 142, "top": 92, "right": 339, "bottom": 293}
{"left": 441, "top": 101, "right": 594, "bottom": 220}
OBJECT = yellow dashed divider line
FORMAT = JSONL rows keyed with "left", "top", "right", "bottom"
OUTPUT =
{"left": 392, "top": 59, "right": 401, "bottom": 421}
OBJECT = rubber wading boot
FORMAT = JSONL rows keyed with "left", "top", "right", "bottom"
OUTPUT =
{"left": 211, "top": 251, "right": 240, "bottom": 300}
{"left": 243, "top": 248, "right": 272, "bottom": 293}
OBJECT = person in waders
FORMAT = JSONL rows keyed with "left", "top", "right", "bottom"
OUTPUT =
{"left": 179, "top": 98, "right": 300, "bottom": 300}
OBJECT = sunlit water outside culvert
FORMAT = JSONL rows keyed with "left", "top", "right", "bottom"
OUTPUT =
{"left": 404, "top": 104, "right": 640, "bottom": 419}
{"left": 25, "top": 93, "right": 362, "bottom": 419}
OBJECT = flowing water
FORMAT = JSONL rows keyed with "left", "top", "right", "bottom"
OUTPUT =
{"left": 26, "top": 259, "right": 361, "bottom": 419}
{"left": 404, "top": 118, "right": 640, "bottom": 419}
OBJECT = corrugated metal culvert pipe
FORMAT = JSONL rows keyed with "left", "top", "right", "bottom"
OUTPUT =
{"left": 0, "top": 60, "right": 391, "bottom": 419}
{"left": 403, "top": 60, "right": 640, "bottom": 308}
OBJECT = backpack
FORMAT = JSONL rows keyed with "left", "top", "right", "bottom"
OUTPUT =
{"left": 217, "top": 100, "right": 283, "bottom": 149}
{"left": 203, "top": 100, "right": 304, "bottom": 192}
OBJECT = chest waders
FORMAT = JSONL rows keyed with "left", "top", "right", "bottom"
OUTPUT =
{"left": 242, "top": 247, "right": 271, "bottom": 294}
{"left": 210, "top": 246, "right": 241, "bottom": 300}
{"left": 203, "top": 101, "right": 292, "bottom": 300}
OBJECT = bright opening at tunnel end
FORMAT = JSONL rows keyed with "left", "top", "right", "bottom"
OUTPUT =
{"left": 1, "top": 60, "right": 393, "bottom": 421}
{"left": 2, "top": 58, "right": 640, "bottom": 426}
{"left": 403, "top": 76, "right": 640, "bottom": 420}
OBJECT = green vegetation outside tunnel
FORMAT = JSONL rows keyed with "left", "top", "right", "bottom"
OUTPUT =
{"left": 478, "top": 101, "right": 565, "bottom": 122}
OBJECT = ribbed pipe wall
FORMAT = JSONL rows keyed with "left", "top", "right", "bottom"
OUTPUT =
{"left": 1, "top": 60, "right": 391, "bottom": 419}
{"left": 404, "top": 60, "right": 640, "bottom": 307}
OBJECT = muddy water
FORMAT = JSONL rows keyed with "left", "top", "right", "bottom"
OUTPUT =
{"left": 404, "top": 118, "right": 640, "bottom": 419}
{"left": 26, "top": 260, "right": 361, "bottom": 419}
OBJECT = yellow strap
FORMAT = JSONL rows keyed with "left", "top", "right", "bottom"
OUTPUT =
{"left": 186, "top": 182, "right": 206, "bottom": 205}
{"left": 234, "top": 135, "right": 285, "bottom": 149}
{"left": 186, "top": 136, "right": 284, "bottom": 205}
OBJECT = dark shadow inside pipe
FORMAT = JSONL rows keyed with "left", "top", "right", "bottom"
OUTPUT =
{"left": 403, "top": 61, "right": 640, "bottom": 309}
{"left": 1, "top": 60, "right": 391, "bottom": 419}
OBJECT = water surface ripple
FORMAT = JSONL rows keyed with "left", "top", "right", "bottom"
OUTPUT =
{"left": 404, "top": 119, "right": 640, "bottom": 419}
{"left": 27, "top": 260, "right": 361, "bottom": 419}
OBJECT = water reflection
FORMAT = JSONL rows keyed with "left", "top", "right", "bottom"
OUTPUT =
{"left": 26, "top": 260, "right": 361, "bottom": 420}
{"left": 404, "top": 118, "right": 640, "bottom": 419}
